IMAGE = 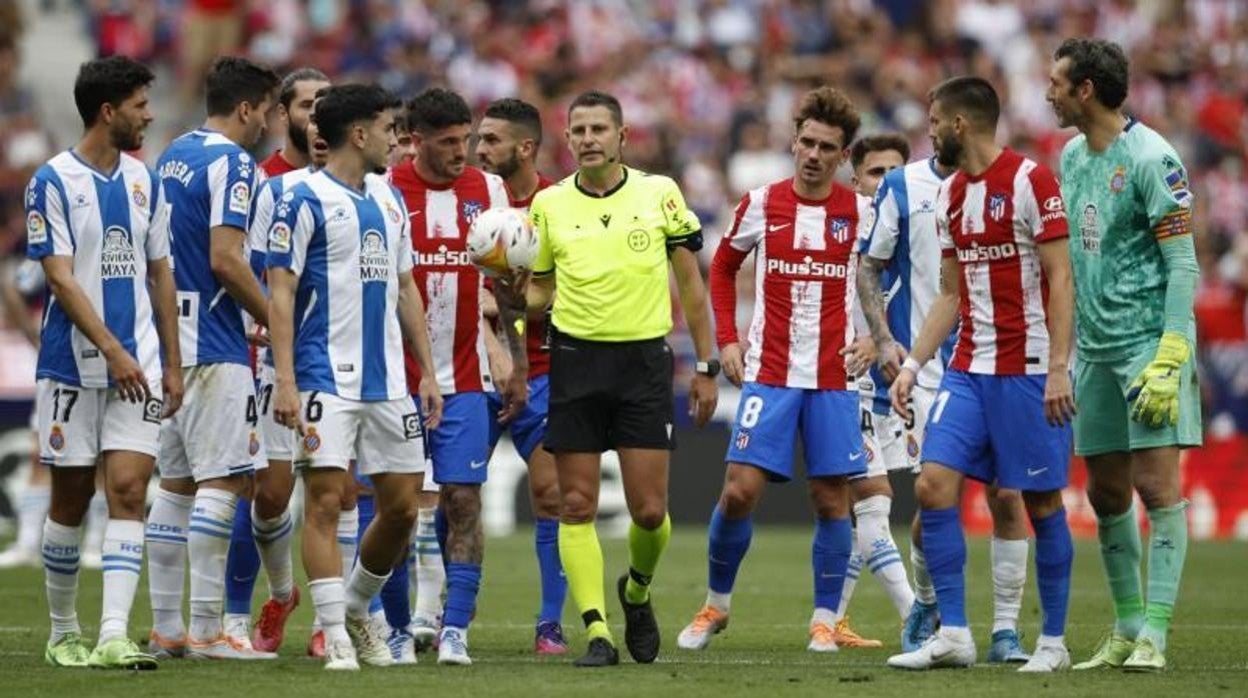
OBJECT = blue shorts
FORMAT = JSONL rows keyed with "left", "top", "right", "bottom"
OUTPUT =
{"left": 921, "top": 370, "right": 1072, "bottom": 492}
{"left": 487, "top": 374, "right": 549, "bottom": 462}
{"left": 725, "top": 382, "right": 865, "bottom": 482}
{"left": 429, "top": 392, "right": 491, "bottom": 485}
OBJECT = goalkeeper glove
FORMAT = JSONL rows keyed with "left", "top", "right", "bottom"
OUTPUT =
{"left": 1126, "top": 332, "right": 1190, "bottom": 428}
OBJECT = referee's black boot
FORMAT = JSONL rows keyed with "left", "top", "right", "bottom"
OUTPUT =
{"left": 617, "top": 574, "right": 661, "bottom": 663}
{"left": 573, "top": 637, "right": 619, "bottom": 667}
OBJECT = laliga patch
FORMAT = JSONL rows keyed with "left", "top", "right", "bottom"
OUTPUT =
{"left": 269, "top": 222, "right": 292, "bottom": 253}
{"left": 402, "top": 412, "right": 422, "bottom": 440}
{"left": 303, "top": 426, "right": 321, "bottom": 454}
{"left": 143, "top": 397, "right": 164, "bottom": 424}
{"left": 48, "top": 424, "right": 65, "bottom": 452}
{"left": 229, "top": 181, "right": 250, "bottom": 215}
{"left": 27, "top": 211, "right": 47, "bottom": 244}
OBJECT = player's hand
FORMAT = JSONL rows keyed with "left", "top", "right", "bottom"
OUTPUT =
{"left": 419, "top": 376, "right": 443, "bottom": 431}
{"left": 1127, "top": 332, "right": 1189, "bottom": 428}
{"left": 1043, "top": 369, "right": 1076, "bottom": 426}
{"left": 248, "top": 329, "right": 270, "bottom": 348}
{"left": 273, "top": 379, "right": 303, "bottom": 435}
{"left": 721, "top": 342, "right": 745, "bottom": 387}
{"left": 492, "top": 269, "right": 531, "bottom": 312}
{"left": 689, "top": 373, "right": 718, "bottom": 428}
{"left": 106, "top": 347, "right": 150, "bottom": 404}
{"left": 876, "top": 340, "right": 908, "bottom": 384}
{"left": 161, "top": 366, "right": 184, "bottom": 418}
{"left": 889, "top": 366, "right": 916, "bottom": 421}
{"left": 497, "top": 371, "right": 528, "bottom": 424}
{"left": 841, "top": 336, "right": 877, "bottom": 377}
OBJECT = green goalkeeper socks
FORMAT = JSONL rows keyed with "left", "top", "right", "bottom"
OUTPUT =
{"left": 1139, "top": 502, "right": 1189, "bottom": 653}
{"left": 1097, "top": 504, "right": 1145, "bottom": 639}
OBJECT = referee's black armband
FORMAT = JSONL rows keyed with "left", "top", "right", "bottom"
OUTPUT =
{"left": 531, "top": 268, "right": 555, "bottom": 278}
{"left": 665, "top": 230, "right": 704, "bottom": 254}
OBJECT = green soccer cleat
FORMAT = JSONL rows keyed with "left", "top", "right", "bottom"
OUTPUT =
{"left": 1072, "top": 631, "right": 1135, "bottom": 670}
{"left": 88, "top": 636, "right": 158, "bottom": 670}
{"left": 45, "top": 633, "right": 91, "bottom": 668}
{"left": 1122, "top": 637, "right": 1166, "bottom": 673}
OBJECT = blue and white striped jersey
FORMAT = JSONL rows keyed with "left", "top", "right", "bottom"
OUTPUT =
{"left": 25, "top": 150, "right": 167, "bottom": 387}
{"left": 154, "top": 129, "right": 258, "bottom": 368}
{"left": 248, "top": 166, "right": 316, "bottom": 368}
{"left": 858, "top": 158, "right": 956, "bottom": 413}
{"left": 266, "top": 170, "right": 414, "bottom": 401}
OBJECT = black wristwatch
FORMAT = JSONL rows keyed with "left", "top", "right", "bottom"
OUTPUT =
{"left": 695, "top": 359, "right": 721, "bottom": 377}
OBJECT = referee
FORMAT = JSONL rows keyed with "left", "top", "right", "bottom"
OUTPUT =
{"left": 524, "top": 90, "right": 719, "bottom": 667}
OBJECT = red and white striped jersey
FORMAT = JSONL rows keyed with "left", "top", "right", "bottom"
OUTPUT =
{"left": 510, "top": 175, "right": 554, "bottom": 379}
{"left": 710, "top": 179, "right": 869, "bottom": 390}
{"left": 936, "top": 148, "right": 1069, "bottom": 375}
{"left": 390, "top": 163, "right": 509, "bottom": 395}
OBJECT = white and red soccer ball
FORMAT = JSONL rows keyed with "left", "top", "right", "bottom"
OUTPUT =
{"left": 466, "top": 207, "right": 540, "bottom": 277}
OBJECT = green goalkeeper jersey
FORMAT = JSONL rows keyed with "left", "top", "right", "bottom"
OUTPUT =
{"left": 1059, "top": 119, "right": 1196, "bottom": 362}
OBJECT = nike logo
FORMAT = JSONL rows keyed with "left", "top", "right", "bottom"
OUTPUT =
{"left": 1027, "top": 467, "right": 1048, "bottom": 476}
{"left": 469, "top": 460, "right": 487, "bottom": 470}
{"left": 930, "top": 645, "right": 956, "bottom": 662}
{"left": 409, "top": 211, "right": 421, "bottom": 219}
{"left": 819, "top": 572, "right": 843, "bottom": 580}
{"left": 768, "top": 223, "right": 791, "bottom": 232}
{"left": 848, "top": 451, "right": 863, "bottom": 460}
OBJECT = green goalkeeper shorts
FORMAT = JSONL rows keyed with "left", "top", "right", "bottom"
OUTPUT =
{"left": 1074, "top": 340, "right": 1203, "bottom": 457}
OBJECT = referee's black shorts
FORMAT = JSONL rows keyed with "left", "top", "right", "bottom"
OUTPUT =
{"left": 544, "top": 328, "right": 675, "bottom": 453}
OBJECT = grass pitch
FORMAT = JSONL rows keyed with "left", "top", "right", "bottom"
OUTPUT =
{"left": 0, "top": 527, "right": 1245, "bottom": 697}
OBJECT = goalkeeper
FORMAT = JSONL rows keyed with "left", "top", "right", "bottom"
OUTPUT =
{"left": 1047, "top": 38, "right": 1202, "bottom": 673}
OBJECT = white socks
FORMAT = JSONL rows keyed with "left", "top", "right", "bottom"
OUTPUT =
{"left": 252, "top": 503, "right": 294, "bottom": 603}
{"left": 910, "top": 545, "right": 936, "bottom": 605}
{"left": 855, "top": 495, "right": 915, "bottom": 618}
{"left": 835, "top": 538, "right": 861, "bottom": 620}
{"left": 337, "top": 506, "right": 359, "bottom": 577}
{"left": 706, "top": 590, "right": 732, "bottom": 614}
{"left": 42, "top": 519, "right": 82, "bottom": 642}
{"left": 99, "top": 519, "right": 144, "bottom": 642}
{"left": 146, "top": 488, "right": 192, "bottom": 638}
{"left": 345, "top": 562, "right": 390, "bottom": 620}
{"left": 811, "top": 606, "right": 836, "bottom": 627}
{"left": 991, "top": 536, "right": 1028, "bottom": 634}
{"left": 188, "top": 488, "right": 237, "bottom": 641}
{"left": 411, "top": 508, "right": 444, "bottom": 623}
{"left": 309, "top": 577, "right": 349, "bottom": 644}
{"left": 17, "top": 484, "right": 50, "bottom": 554}
{"left": 82, "top": 491, "right": 107, "bottom": 558}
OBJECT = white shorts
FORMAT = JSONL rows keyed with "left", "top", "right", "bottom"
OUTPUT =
{"left": 294, "top": 390, "right": 427, "bottom": 478}
{"left": 37, "top": 378, "right": 162, "bottom": 466}
{"left": 254, "top": 363, "right": 293, "bottom": 466}
{"left": 856, "top": 385, "right": 934, "bottom": 479}
{"left": 159, "top": 363, "right": 258, "bottom": 482}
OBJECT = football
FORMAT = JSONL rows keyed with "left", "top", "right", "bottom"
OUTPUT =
{"left": 466, "top": 207, "right": 540, "bottom": 277}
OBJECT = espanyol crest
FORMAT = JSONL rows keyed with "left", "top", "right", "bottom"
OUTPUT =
{"left": 988, "top": 193, "right": 1007, "bottom": 222}
{"left": 829, "top": 218, "right": 850, "bottom": 243}
{"left": 461, "top": 200, "right": 483, "bottom": 222}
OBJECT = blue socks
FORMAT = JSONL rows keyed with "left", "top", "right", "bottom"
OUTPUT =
{"left": 225, "top": 496, "right": 259, "bottom": 615}
{"left": 380, "top": 554, "right": 411, "bottom": 630}
{"left": 811, "top": 516, "right": 852, "bottom": 611}
{"left": 434, "top": 507, "right": 449, "bottom": 564}
{"left": 534, "top": 517, "right": 566, "bottom": 623}
{"left": 443, "top": 562, "right": 481, "bottom": 629}
{"left": 920, "top": 506, "right": 967, "bottom": 628}
{"left": 707, "top": 506, "right": 753, "bottom": 594}
{"left": 1032, "top": 508, "right": 1073, "bottom": 638}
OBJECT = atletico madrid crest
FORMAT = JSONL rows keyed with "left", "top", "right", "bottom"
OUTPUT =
{"left": 735, "top": 429, "right": 750, "bottom": 450}
{"left": 829, "top": 218, "right": 850, "bottom": 243}
{"left": 988, "top": 193, "right": 1007, "bottom": 222}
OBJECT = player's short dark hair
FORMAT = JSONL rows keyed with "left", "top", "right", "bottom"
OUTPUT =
{"left": 483, "top": 98, "right": 542, "bottom": 146}
{"left": 405, "top": 87, "right": 472, "bottom": 134}
{"left": 204, "top": 56, "right": 280, "bottom": 117}
{"left": 850, "top": 133, "right": 911, "bottom": 170}
{"left": 793, "top": 86, "right": 861, "bottom": 146}
{"left": 568, "top": 90, "right": 623, "bottom": 127}
{"left": 314, "top": 84, "right": 401, "bottom": 149}
{"left": 73, "top": 55, "right": 155, "bottom": 127}
{"left": 928, "top": 76, "right": 1000, "bottom": 130}
{"left": 1055, "top": 37, "right": 1129, "bottom": 109}
{"left": 278, "top": 67, "right": 330, "bottom": 109}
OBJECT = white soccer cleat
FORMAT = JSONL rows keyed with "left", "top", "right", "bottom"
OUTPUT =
{"left": 345, "top": 615, "right": 394, "bottom": 667}
{"left": 223, "top": 615, "right": 253, "bottom": 649}
{"left": 887, "top": 629, "right": 976, "bottom": 670}
{"left": 388, "top": 628, "right": 418, "bottom": 665}
{"left": 1018, "top": 642, "right": 1071, "bottom": 673}
{"left": 0, "top": 544, "right": 39, "bottom": 569}
{"left": 186, "top": 634, "right": 278, "bottom": 660}
{"left": 409, "top": 617, "right": 438, "bottom": 652}
{"left": 324, "top": 637, "right": 360, "bottom": 671}
{"left": 437, "top": 627, "right": 472, "bottom": 666}
{"left": 807, "top": 622, "right": 840, "bottom": 653}
{"left": 677, "top": 606, "right": 729, "bottom": 650}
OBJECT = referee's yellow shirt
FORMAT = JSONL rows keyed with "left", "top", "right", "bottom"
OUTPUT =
{"left": 530, "top": 166, "right": 702, "bottom": 343}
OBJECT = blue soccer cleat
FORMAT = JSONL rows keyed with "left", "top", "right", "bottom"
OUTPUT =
{"left": 987, "top": 629, "right": 1030, "bottom": 663}
{"left": 900, "top": 601, "right": 939, "bottom": 653}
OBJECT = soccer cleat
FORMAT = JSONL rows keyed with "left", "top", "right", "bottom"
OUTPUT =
{"left": 0, "top": 544, "right": 39, "bottom": 569}
{"left": 1073, "top": 631, "right": 1136, "bottom": 670}
{"left": 388, "top": 627, "right": 418, "bottom": 665}
{"left": 252, "top": 587, "right": 301, "bottom": 653}
{"left": 987, "top": 629, "right": 1030, "bottom": 663}
{"left": 534, "top": 620, "right": 568, "bottom": 655}
{"left": 147, "top": 629, "right": 187, "bottom": 659}
{"left": 345, "top": 615, "right": 394, "bottom": 667}
{"left": 410, "top": 617, "right": 438, "bottom": 652}
{"left": 616, "top": 574, "right": 660, "bottom": 663}
{"left": 323, "top": 637, "right": 360, "bottom": 671}
{"left": 87, "top": 637, "right": 158, "bottom": 670}
{"left": 900, "top": 600, "right": 938, "bottom": 653}
{"left": 831, "top": 616, "right": 883, "bottom": 648}
{"left": 1018, "top": 642, "right": 1071, "bottom": 673}
{"left": 677, "top": 605, "right": 729, "bottom": 650}
{"left": 223, "top": 615, "right": 253, "bottom": 649}
{"left": 45, "top": 633, "right": 91, "bottom": 667}
{"left": 573, "top": 637, "right": 620, "bottom": 667}
{"left": 887, "top": 630, "right": 976, "bottom": 670}
{"left": 807, "top": 622, "right": 839, "bottom": 653}
{"left": 436, "top": 627, "right": 472, "bottom": 666}
{"left": 1122, "top": 637, "right": 1166, "bottom": 673}
{"left": 187, "top": 634, "right": 278, "bottom": 660}
{"left": 307, "top": 629, "right": 326, "bottom": 658}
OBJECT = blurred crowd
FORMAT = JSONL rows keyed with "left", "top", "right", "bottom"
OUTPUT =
{"left": 0, "top": 0, "right": 1245, "bottom": 433}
